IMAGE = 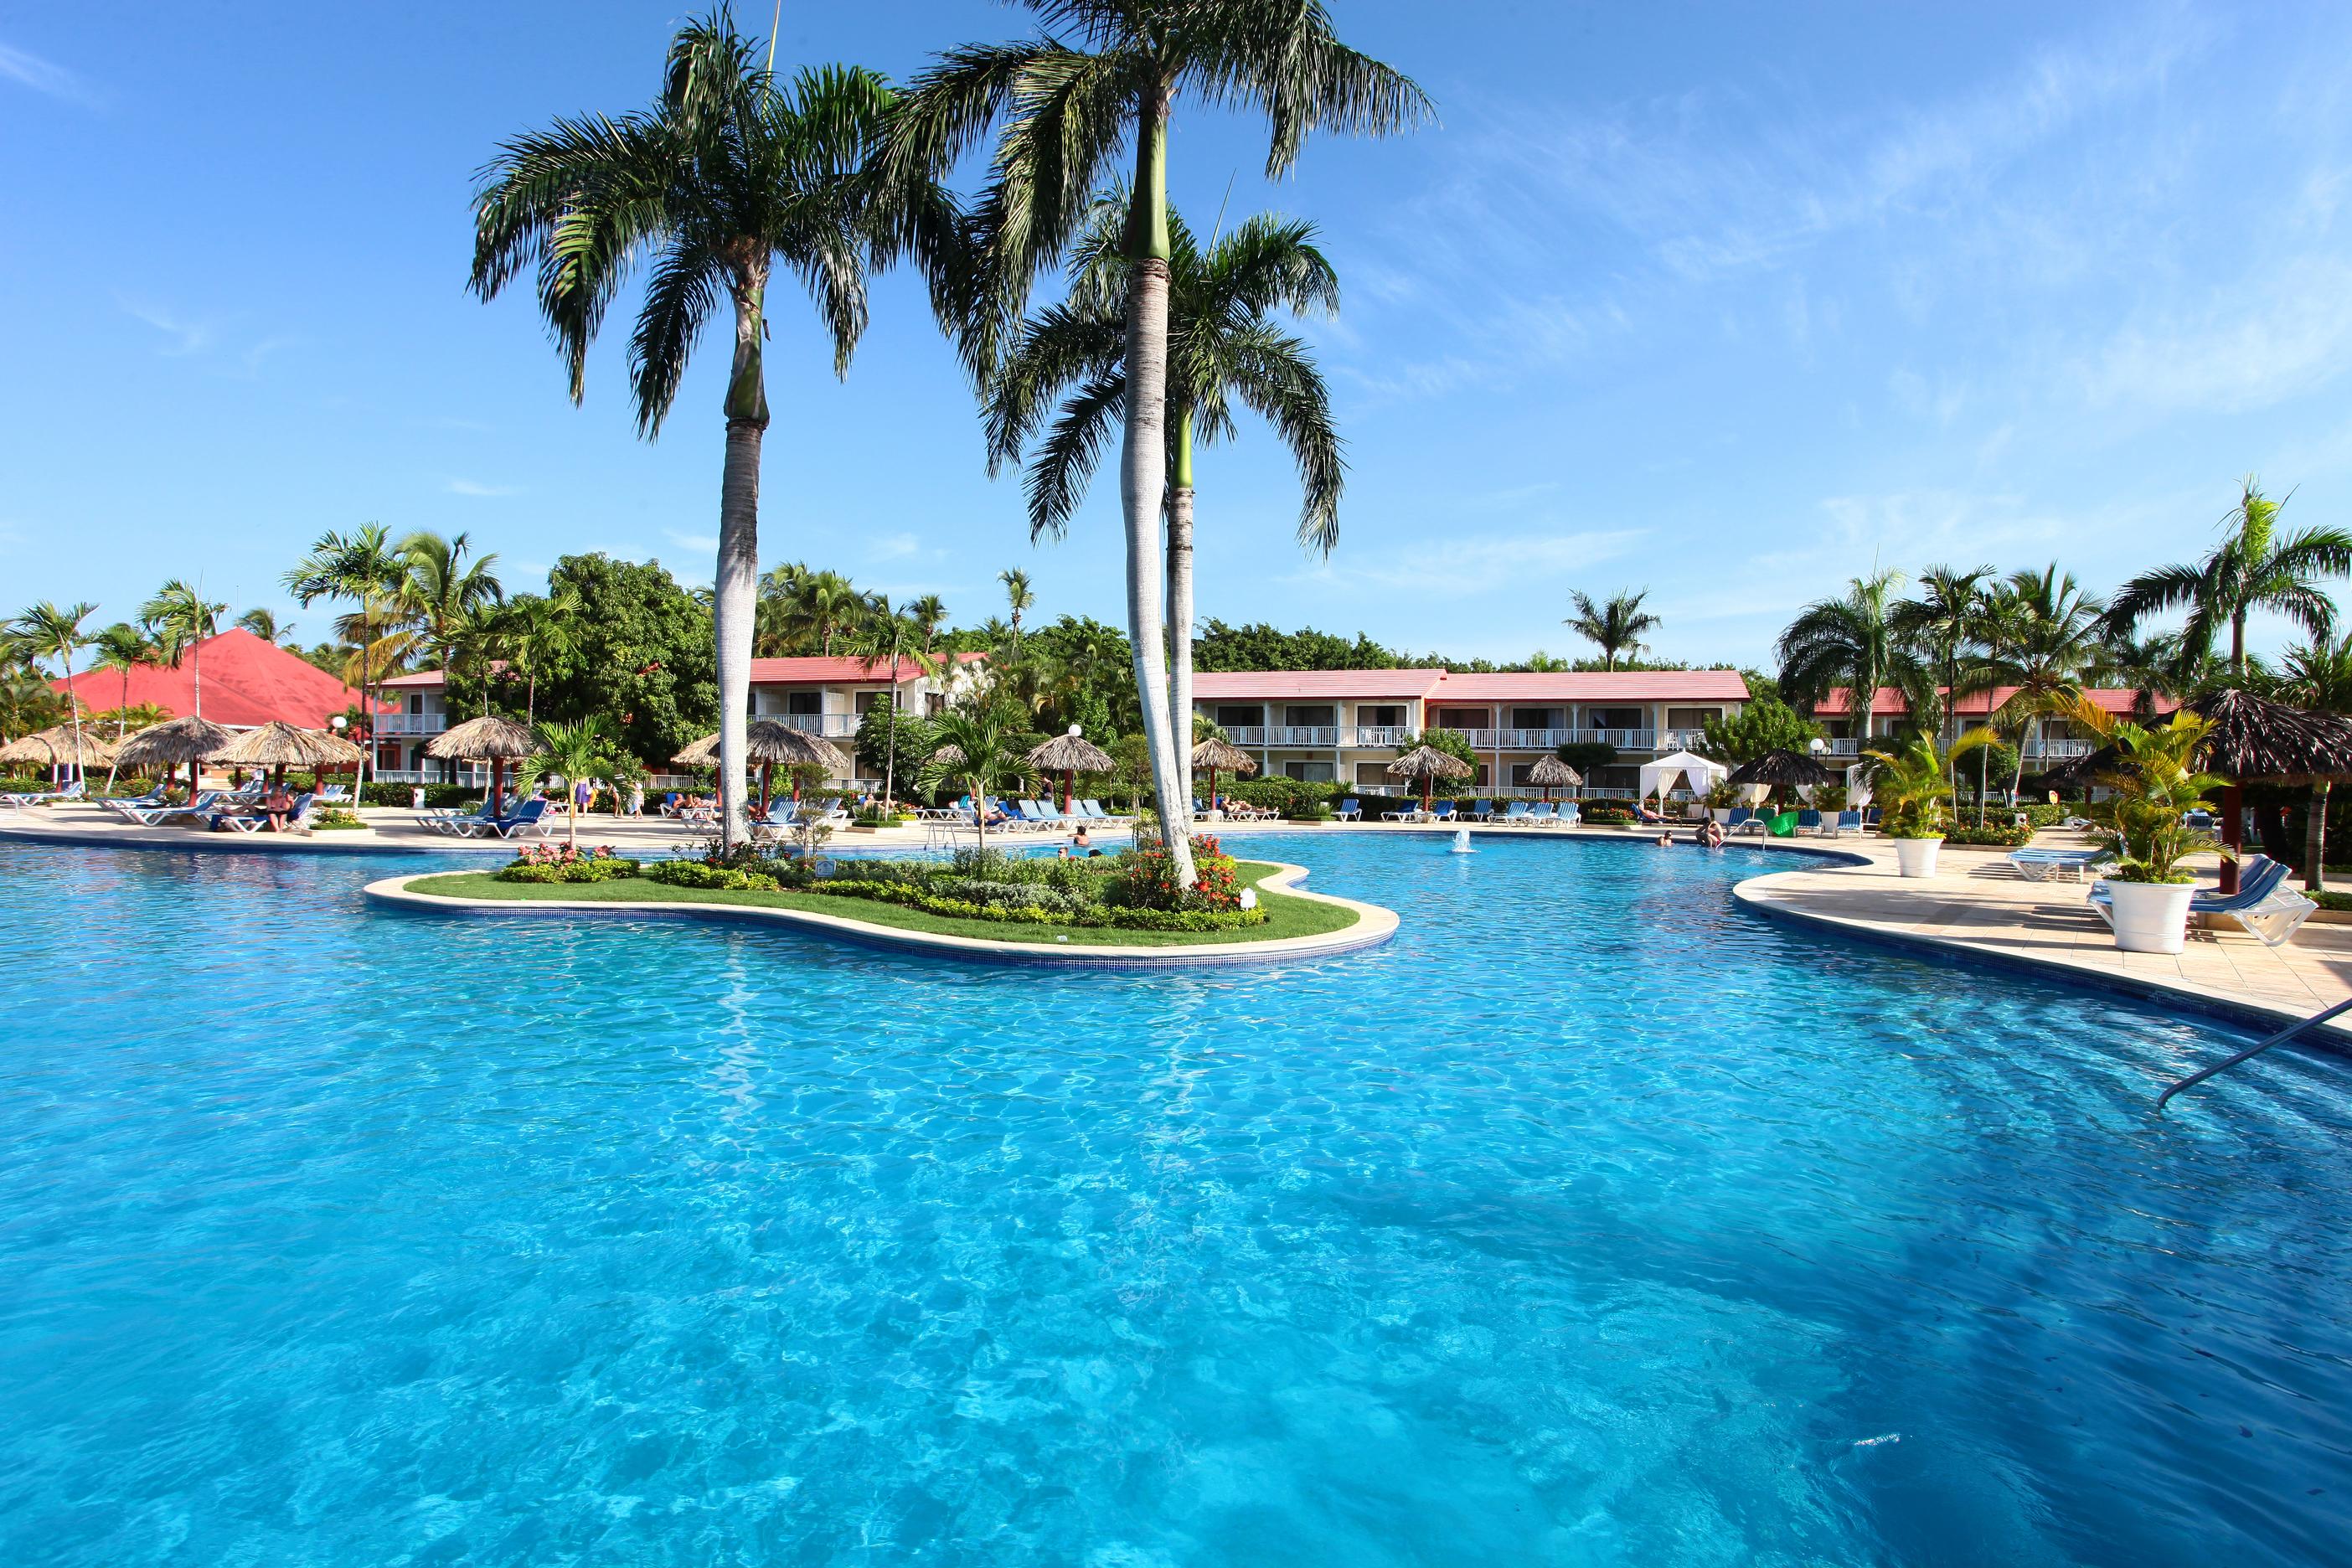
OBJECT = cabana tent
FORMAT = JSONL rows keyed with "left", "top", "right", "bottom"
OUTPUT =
{"left": 1639, "top": 750, "right": 1726, "bottom": 819}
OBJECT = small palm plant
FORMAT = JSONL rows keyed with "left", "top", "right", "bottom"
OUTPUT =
{"left": 2079, "top": 708, "right": 2230, "bottom": 885}
{"left": 920, "top": 705, "right": 1032, "bottom": 855}
{"left": 529, "top": 716, "right": 621, "bottom": 851}
{"left": 1862, "top": 730, "right": 2002, "bottom": 840}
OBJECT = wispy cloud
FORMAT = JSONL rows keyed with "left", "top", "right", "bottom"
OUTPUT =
{"left": 446, "top": 477, "right": 520, "bottom": 498}
{"left": 664, "top": 528, "right": 719, "bottom": 553}
{"left": 122, "top": 301, "right": 215, "bottom": 357}
{"left": 2076, "top": 255, "right": 2352, "bottom": 415}
{"left": 1286, "top": 529, "right": 1645, "bottom": 596}
{"left": 0, "top": 40, "right": 95, "bottom": 106}
{"left": 867, "top": 532, "right": 924, "bottom": 560}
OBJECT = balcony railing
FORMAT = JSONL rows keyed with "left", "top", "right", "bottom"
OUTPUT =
{"left": 1826, "top": 735, "right": 2093, "bottom": 760}
{"left": 754, "top": 712, "right": 861, "bottom": 737}
{"left": 374, "top": 712, "right": 448, "bottom": 736}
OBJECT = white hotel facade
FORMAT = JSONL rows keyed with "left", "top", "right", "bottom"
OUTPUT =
{"left": 1192, "top": 668, "right": 1751, "bottom": 797}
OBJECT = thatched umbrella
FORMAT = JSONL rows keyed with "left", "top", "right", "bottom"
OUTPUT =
{"left": 216, "top": 720, "right": 363, "bottom": 787}
{"left": 1029, "top": 725, "right": 1116, "bottom": 811}
{"left": 1190, "top": 735, "right": 1259, "bottom": 811}
{"left": 428, "top": 714, "right": 537, "bottom": 810}
{"left": 0, "top": 723, "right": 117, "bottom": 778}
{"left": 2188, "top": 687, "right": 2352, "bottom": 893}
{"left": 1525, "top": 753, "right": 1581, "bottom": 803}
{"left": 1726, "top": 746, "right": 1831, "bottom": 810}
{"left": 675, "top": 721, "right": 850, "bottom": 812}
{"left": 115, "top": 715, "right": 234, "bottom": 801}
{"left": 1388, "top": 744, "right": 1473, "bottom": 814}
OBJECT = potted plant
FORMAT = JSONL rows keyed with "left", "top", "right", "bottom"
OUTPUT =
{"left": 2095, "top": 712, "right": 2230, "bottom": 954}
{"left": 1864, "top": 732, "right": 1998, "bottom": 877}
{"left": 1703, "top": 778, "right": 1741, "bottom": 823}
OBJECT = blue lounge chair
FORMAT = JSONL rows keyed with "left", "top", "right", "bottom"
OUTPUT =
{"left": 456, "top": 797, "right": 552, "bottom": 839}
{"left": 1524, "top": 802, "right": 1558, "bottom": 826}
{"left": 1725, "top": 807, "right": 1762, "bottom": 837}
{"left": 205, "top": 792, "right": 315, "bottom": 834}
{"left": 2009, "top": 847, "right": 2116, "bottom": 882}
{"left": 1831, "top": 810, "right": 1863, "bottom": 836}
{"left": 1335, "top": 797, "right": 1363, "bottom": 822}
{"left": 418, "top": 798, "right": 498, "bottom": 837}
{"left": 2, "top": 779, "right": 87, "bottom": 809}
{"left": 1796, "top": 808, "right": 1823, "bottom": 833}
{"left": 1463, "top": 799, "right": 1493, "bottom": 822}
{"left": 1430, "top": 800, "right": 1457, "bottom": 822}
{"left": 117, "top": 791, "right": 224, "bottom": 826}
{"left": 1500, "top": 801, "right": 1532, "bottom": 825}
{"left": 1558, "top": 802, "right": 1582, "bottom": 826}
{"left": 2088, "top": 859, "right": 2297, "bottom": 932}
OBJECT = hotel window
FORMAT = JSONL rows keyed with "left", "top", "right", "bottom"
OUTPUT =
{"left": 1282, "top": 761, "right": 1335, "bottom": 782}
{"left": 1354, "top": 762, "right": 1395, "bottom": 787}
{"left": 785, "top": 690, "right": 823, "bottom": 716}
{"left": 1586, "top": 707, "right": 1643, "bottom": 731}
{"left": 1214, "top": 704, "right": 1262, "bottom": 728}
{"left": 926, "top": 693, "right": 946, "bottom": 717}
{"left": 854, "top": 690, "right": 884, "bottom": 715}
{"left": 1359, "top": 704, "right": 1405, "bottom": 728}
{"left": 1282, "top": 705, "right": 1336, "bottom": 727}
{"left": 1433, "top": 707, "right": 1488, "bottom": 730}
{"left": 1509, "top": 707, "right": 1563, "bottom": 729}
{"left": 1666, "top": 708, "right": 1720, "bottom": 729}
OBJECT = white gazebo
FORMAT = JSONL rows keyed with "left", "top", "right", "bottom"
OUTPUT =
{"left": 1639, "top": 749, "right": 1727, "bottom": 817}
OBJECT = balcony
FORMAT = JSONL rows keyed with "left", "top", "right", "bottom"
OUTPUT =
{"left": 755, "top": 712, "right": 862, "bottom": 738}
{"left": 1826, "top": 735, "right": 2094, "bottom": 760}
{"left": 374, "top": 712, "right": 448, "bottom": 736}
{"left": 1267, "top": 725, "right": 1339, "bottom": 746}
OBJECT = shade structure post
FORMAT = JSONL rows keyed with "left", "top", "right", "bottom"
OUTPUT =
{"left": 761, "top": 761, "right": 774, "bottom": 818}
{"left": 2220, "top": 783, "right": 2243, "bottom": 895}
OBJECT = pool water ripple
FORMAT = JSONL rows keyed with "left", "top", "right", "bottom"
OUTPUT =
{"left": 2, "top": 833, "right": 2349, "bottom": 1565}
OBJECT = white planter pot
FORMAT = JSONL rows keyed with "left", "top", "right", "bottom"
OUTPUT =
{"left": 1711, "top": 808, "right": 1735, "bottom": 824}
{"left": 2107, "top": 879, "right": 2196, "bottom": 955}
{"left": 1891, "top": 837, "right": 1943, "bottom": 878}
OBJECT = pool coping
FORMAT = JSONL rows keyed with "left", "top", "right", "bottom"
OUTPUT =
{"left": 362, "top": 859, "right": 1397, "bottom": 969}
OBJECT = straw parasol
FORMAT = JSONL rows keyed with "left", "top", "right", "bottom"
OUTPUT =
{"left": 674, "top": 721, "right": 850, "bottom": 810}
{"left": 1190, "top": 735, "right": 1259, "bottom": 809}
{"left": 0, "top": 723, "right": 117, "bottom": 772}
{"left": 2189, "top": 687, "right": 2352, "bottom": 893}
{"left": 1029, "top": 725, "right": 1116, "bottom": 811}
{"left": 1726, "top": 746, "right": 1830, "bottom": 809}
{"left": 1525, "top": 753, "right": 1581, "bottom": 803}
{"left": 115, "top": 715, "right": 234, "bottom": 799}
{"left": 216, "top": 720, "right": 363, "bottom": 785}
{"left": 426, "top": 713, "right": 538, "bottom": 810}
{"left": 1387, "top": 743, "right": 1473, "bottom": 813}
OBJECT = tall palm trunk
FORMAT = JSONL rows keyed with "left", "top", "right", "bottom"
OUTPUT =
{"left": 104, "top": 666, "right": 129, "bottom": 793}
{"left": 1119, "top": 93, "right": 1194, "bottom": 885}
{"left": 2306, "top": 781, "right": 2331, "bottom": 893}
{"left": 714, "top": 276, "right": 770, "bottom": 851}
{"left": 1165, "top": 409, "right": 1196, "bottom": 838}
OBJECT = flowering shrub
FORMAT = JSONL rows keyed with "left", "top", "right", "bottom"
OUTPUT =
{"left": 1107, "top": 833, "right": 1244, "bottom": 911}
{"left": 498, "top": 843, "right": 640, "bottom": 884}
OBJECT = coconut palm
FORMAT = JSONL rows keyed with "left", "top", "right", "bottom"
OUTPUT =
{"left": 502, "top": 588, "right": 582, "bottom": 727}
{"left": 759, "top": 563, "right": 868, "bottom": 656}
{"left": 397, "top": 530, "right": 505, "bottom": 675}
{"left": 89, "top": 622, "right": 156, "bottom": 792}
{"left": 921, "top": 704, "right": 1032, "bottom": 855}
{"left": 235, "top": 607, "right": 290, "bottom": 644}
{"left": 905, "top": 593, "right": 949, "bottom": 652}
{"left": 843, "top": 597, "right": 941, "bottom": 810}
{"left": 13, "top": 601, "right": 96, "bottom": 780}
{"left": 1564, "top": 589, "right": 1660, "bottom": 673}
{"left": 1777, "top": 570, "right": 1916, "bottom": 748}
{"left": 2105, "top": 477, "right": 2352, "bottom": 674}
{"left": 137, "top": 580, "right": 227, "bottom": 720}
{"left": 1987, "top": 564, "right": 2104, "bottom": 807}
{"left": 471, "top": 12, "right": 921, "bottom": 848}
{"left": 888, "top": 0, "right": 1428, "bottom": 887}
{"left": 1891, "top": 565, "right": 1994, "bottom": 745}
{"left": 984, "top": 194, "right": 1342, "bottom": 836}
{"left": 2282, "top": 633, "right": 2352, "bottom": 891}
{"left": 286, "top": 524, "right": 406, "bottom": 791}
{"left": 528, "top": 715, "right": 621, "bottom": 850}
{"left": 999, "top": 567, "right": 1034, "bottom": 651}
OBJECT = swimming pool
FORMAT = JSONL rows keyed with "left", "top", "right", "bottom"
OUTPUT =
{"left": 3, "top": 832, "right": 2347, "bottom": 1565}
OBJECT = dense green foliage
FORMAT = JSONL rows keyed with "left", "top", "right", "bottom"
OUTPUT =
{"left": 526, "top": 554, "right": 718, "bottom": 766}
{"left": 1696, "top": 698, "right": 1821, "bottom": 764}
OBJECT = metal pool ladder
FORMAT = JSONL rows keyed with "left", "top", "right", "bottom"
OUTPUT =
{"left": 2158, "top": 996, "right": 2352, "bottom": 1111}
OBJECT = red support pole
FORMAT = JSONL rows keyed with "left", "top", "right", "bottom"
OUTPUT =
{"left": 2220, "top": 782, "right": 2243, "bottom": 895}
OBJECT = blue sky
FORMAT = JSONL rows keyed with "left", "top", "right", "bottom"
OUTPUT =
{"left": 7, "top": 2, "right": 2352, "bottom": 670}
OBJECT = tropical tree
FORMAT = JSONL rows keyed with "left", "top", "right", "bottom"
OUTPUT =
{"left": 528, "top": 715, "right": 622, "bottom": 850}
{"left": 2282, "top": 633, "right": 2352, "bottom": 890}
{"left": 888, "top": 0, "right": 1430, "bottom": 887}
{"left": 760, "top": 563, "right": 868, "bottom": 655}
{"left": 984, "top": 193, "right": 1344, "bottom": 837}
{"left": 286, "top": 524, "right": 405, "bottom": 792}
{"left": 1891, "top": 565, "right": 1994, "bottom": 745}
{"left": 471, "top": 11, "right": 921, "bottom": 848}
{"left": 1986, "top": 563, "right": 2103, "bottom": 809}
{"left": 138, "top": 580, "right": 228, "bottom": 720}
{"left": 1564, "top": 589, "right": 1660, "bottom": 673}
{"left": 90, "top": 622, "right": 157, "bottom": 792}
{"left": 397, "top": 530, "right": 505, "bottom": 675}
{"left": 13, "top": 601, "right": 97, "bottom": 778}
{"left": 1777, "top": 570, "right": 1916, "bottom": 748}
{"left": 0, "top": 668, "right": 64, "bottom": 744}
{"left": 843, "top": 596, "right": 941, "bottom": 810}
{"left": 920, "top": 703, "right": 1033, "bottom": 854}
{"left": 235, "top": 607, "right": 290, "bottom": 644}
{"left": 905, "top": 593, "right": 949, "bottom": 652}
{"left": 501, "top": 587, "right": 583, "bottom": 726}
{"left": 998, "top": 567, "right": 1034, "bottom": 652}
{"left": 2105, "top": 477, "right": 2352, "bottom": 674}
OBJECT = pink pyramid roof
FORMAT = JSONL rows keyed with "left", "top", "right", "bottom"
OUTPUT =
{"left": 53, "top": 627, "right": 387, "bottom": 729}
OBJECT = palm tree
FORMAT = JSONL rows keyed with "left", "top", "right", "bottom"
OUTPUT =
{"left": 921, "top": 703, "right": 1031, "bottom": 855}
{"left": 398, "top": 530, "right": 504, "bottom": 675}
{"left": 1777, "top": 571, "right": 1915, "bottom": 749}
{"left": 760, "top": 563, "right": 867, "bottom": 655}
{"left": 1988, "top": 563, "right": 2104, "bottom": 807}
{"left": 1564, "top": 589, "right": 1661, "bottom": 672}
{"left": 2092, "top": 628, "right": 2195, "bottom": 720}
{"left": 235, "top": 607, "right": 289, "bottom": 644}
{"left": 137, "top": 581, "right": 227, "bottom": 720}
{"left": 889, "top": 0, "right": 1429, "bottom": 886}
{"left": 984, "top": 194, "right": 1343, "bottom": 835}
{"left": 528, "top": 716, "right": 621, "bottom": 850}
{"left": 2282, "top": 634, "right": 2352, "bottom": 891}
{"left": 844, "top": 597, "right": 941, "bottom": 810}
{"left": 89, "top": 622, "right": 156, "bottom": 792}
{"left": 998, "top": 567, "right": 1034, "bottom": 652}
{"left": 502, "top": 588, "right": 582, "bottom": 727}
{"left": 13, "top": 601, "right": 97, "bottom": 780}
{"left": 471, "top": 12, "right": 913, "bottom": 848}
{"left": 2106, "top": 477, "right": 2352, "bottom": 674}
{"left": 286, "top": 524, "right": 406, "bottom": 792}
{"left": 1891, "top": 565, "right": 1994, "bottom": 746}
{"left": 906, "top": 593, "right": 949, "bottom": 652}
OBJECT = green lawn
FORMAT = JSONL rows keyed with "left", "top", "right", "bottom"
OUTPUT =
{"left": 398, "top": 859, "right": 1362, "bottom": 948}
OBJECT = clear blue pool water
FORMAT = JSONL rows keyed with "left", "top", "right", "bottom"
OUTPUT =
{"left": 2, "top": 831, "right": 2349, "bottom": 1566}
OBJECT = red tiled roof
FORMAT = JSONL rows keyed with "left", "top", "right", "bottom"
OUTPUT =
{"left": 52, "top": 628, "right": 384, "bottom": 727}
{"left": 1430, "top": 669, "right": 1750, "bottom": 701}
{"left": 748, "top": 651, "right": 985, "bottom": 684}
{"left": 1815, "top": 685, "right": 2174, "bottom": 718}
{"left": 1194, "top": 668, "right": 1449, "bottom": 699}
